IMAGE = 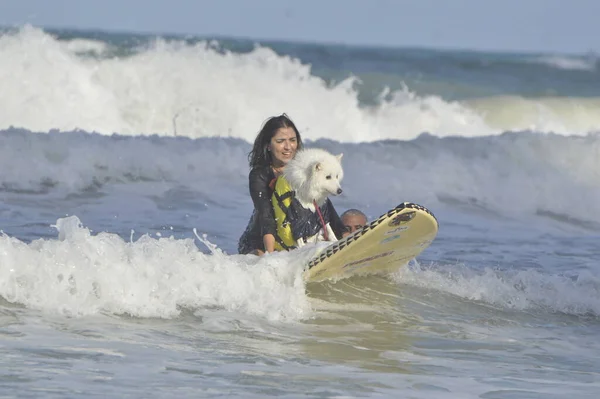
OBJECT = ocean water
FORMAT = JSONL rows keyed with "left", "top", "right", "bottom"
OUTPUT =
{"left": 1, "top": 25, "right": 599, "bottom": 398}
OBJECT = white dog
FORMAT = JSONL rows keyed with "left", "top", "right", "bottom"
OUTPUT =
{"left": 281, "top": 148, "right": 344, "bottom": 247}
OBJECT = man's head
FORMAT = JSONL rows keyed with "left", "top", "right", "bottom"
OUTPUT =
{"left": 341, "top": 209, "right": 368, "bottom": 237}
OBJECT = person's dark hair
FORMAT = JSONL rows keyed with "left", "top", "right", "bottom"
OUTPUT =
{"left": 248, "top": 113, "right": 303, "bottom": 168}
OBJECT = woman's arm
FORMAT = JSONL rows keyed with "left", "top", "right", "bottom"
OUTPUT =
{"left": 249, "top": 167, "right": 277, "bottom": 253}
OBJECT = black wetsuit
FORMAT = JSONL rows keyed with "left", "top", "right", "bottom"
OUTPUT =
{"left": 238, "top": 166, "right": 346, "bottom": 254}
{"left": 238, "top": 166, "right": 277, "bottom": 254}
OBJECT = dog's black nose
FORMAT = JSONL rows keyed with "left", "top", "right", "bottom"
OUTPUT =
{"left": 337, "top": 188, "right": 343, "bottom": 195}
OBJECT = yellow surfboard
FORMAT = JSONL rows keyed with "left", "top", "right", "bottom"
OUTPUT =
{"left": 304, "top": 202, "right": 439, "bottom": 282}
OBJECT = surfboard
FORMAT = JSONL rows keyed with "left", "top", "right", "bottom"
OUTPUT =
{"left": 303, "top": 202, "right": 439, "bottom": 282}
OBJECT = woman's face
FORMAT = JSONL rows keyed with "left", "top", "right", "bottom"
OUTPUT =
{"left": 269, "top": 127, "right": 298, "bottom": 167}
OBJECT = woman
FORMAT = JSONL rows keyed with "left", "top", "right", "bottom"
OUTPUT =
{"left": 238, "top": 114, "right": 303, "bottom": 255}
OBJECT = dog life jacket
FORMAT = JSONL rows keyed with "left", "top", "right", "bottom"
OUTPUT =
{"left": 271, "top": 175, "right": 333, "bottom": 251}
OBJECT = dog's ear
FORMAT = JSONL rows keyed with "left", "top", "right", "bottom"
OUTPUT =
{"left": 336, "top": 153, "right": 343, "bottom": 162}
{"left": 314, "top": 162, "right": 322, "bottom": 171}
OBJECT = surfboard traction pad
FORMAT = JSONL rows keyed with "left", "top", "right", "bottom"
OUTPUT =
{"left": 303, "top": 202, "right": 439, "bottom": 282}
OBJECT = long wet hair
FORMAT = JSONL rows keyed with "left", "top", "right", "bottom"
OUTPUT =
{"left": 248, "top": 113, "right": 303, "bottom": 169}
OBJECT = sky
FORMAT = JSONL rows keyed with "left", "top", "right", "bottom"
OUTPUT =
{"left": 0, "top": 0, "right": 598, "bottom": 54}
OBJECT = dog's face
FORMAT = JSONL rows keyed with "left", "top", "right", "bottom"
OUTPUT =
{"left": 312, "top": 153, "right": 344, "bottom": 197}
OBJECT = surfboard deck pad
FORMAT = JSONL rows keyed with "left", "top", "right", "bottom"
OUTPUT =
{"left": 303, "top": 202, "right": 439, "bottom": 282}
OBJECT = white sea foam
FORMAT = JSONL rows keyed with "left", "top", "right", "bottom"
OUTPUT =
{"left": 2, "top": 26, "right": 599, "bottom": 141}
{"left": 394, "top": 260, "right": 600, "bottom": 316}
{"left": 529, "top": 54, "right": 598, "bottom": 71}
{"left": 0, "top": 215, "right": 315, "bottom": 320}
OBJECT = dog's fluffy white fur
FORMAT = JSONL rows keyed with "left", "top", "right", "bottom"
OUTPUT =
{"left": 283, "top": 148, "right": 344, "bottom": 247}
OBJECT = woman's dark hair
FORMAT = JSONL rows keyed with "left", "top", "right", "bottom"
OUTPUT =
{"left": 248, "top": 113, "right": 303, "bottom": 168}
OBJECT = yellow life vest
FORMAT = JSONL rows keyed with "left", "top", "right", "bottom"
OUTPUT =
{"left": 271, "top": 176, "right": 296, "bottom": 251}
